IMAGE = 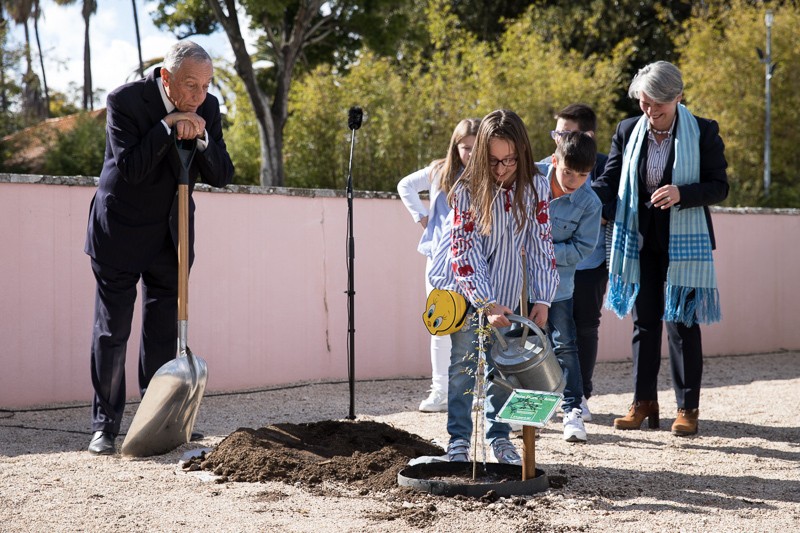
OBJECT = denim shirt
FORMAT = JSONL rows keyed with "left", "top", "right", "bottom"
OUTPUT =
{"left": 538, "top": 154, "right": 608, "bottom": 270}
{"left": 535, "top": 161, "right": 601, "bottom": 302}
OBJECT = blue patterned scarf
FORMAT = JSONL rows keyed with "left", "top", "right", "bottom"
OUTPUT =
{"left": 606, "top": 104, "right": 721, "bottom": 326}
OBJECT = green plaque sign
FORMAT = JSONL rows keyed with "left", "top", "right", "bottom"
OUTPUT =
{"left": 496, "top": 389, "right": 562, "bottom": 427}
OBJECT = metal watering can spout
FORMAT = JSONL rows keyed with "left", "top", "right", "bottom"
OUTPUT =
{"left": 487, "top": 372, "right": 515, "bottom": 393}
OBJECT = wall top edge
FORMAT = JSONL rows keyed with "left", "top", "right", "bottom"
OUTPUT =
{"left": 2, "top": 174, "right": 798, "bottom": 213}
{"left": 0, "top": 173, "right": 401, "bottom": 200}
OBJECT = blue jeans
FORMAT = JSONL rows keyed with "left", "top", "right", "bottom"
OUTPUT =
{"left": 548, "top": 298, "right": 584, "bottom": 413}
{"left": 447, "top": 312, "right": 512, "bottom": 445}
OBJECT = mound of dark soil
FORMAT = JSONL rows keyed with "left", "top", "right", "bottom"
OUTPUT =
{"left": 183, "top": 419, "right": 444, "bottom": 491}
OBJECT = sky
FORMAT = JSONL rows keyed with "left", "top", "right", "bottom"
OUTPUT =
{"left": 8, "top": 0, "right": 239, "bottom": 103}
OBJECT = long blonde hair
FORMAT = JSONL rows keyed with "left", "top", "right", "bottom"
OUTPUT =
{"left": 449, "top": 109, "right": 539, "bottom": 235}
{"left": 431, "top": 118, "right": 481, "bottom": 196}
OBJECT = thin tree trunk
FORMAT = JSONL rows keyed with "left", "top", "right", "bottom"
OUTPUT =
{"left": 205, "top": 0, "right": 281, "bottom": 186}
{"left": 131, "top": 0, "right": 144, "bottom": 78}
{"left": 1, "top": 20, "right": 9, "bottom": 112}
{"left": 33, "top": 9, "right": 49, "bottom": 117}
{"left": 82, "top": 1, "right": 92, "bottom": 110}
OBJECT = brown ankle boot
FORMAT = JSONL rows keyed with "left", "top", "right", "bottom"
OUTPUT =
{"left": 671, "top": 408, "right": 699, "bottom": 436}
{"left": 613, "top": 400, "right": 660, "bottom": 430}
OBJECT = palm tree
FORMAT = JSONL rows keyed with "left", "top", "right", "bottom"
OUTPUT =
{"left": 32, "top": 0, "right": 49, "bottom": 116}
{"left": 131, "top": 0, "right": 143, "bottom": 78}
{"left": 6, "top": 0, "right": 46, "bottom": 121}
{"left": 54, "top": 0, "right": 96, "bottom": 110}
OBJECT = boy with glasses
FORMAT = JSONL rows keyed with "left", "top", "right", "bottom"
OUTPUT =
{"left": 532, "top": 127, "right": 601, "bottom": 442}
{"left": 542, "top": 104, "right": 609, "bottom": 425}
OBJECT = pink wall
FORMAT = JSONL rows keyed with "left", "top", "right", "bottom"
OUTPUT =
{"left": 1, "top": 177, "right": 799, "bottom": 407}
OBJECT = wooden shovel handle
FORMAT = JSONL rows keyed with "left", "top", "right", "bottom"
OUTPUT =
{"left": 178, "top": 183, "right": 189, "bottom": 322}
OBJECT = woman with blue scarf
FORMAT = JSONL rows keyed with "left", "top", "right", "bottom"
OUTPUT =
{"left": 592, "top": 61, "right": 728, "bottom": 436}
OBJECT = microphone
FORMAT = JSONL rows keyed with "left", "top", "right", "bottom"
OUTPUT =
{"left": 348, "top": 106, "right": 363, "bottom": 130}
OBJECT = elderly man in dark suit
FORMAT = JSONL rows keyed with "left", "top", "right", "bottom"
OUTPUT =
{"left": 85, "top": 40, "right": 234, "bottom": 455}
{"left": 592, "top": 61, "right": 728, "bottom": 438}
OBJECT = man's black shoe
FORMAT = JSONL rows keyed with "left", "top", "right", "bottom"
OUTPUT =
{"left": 88, "top": 431, "right": 116, "bottom": 455}
{"left": 190, "top": 431, "right": 204, "bottom": 441}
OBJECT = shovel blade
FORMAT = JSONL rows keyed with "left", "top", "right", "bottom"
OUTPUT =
{"left": 121, "top": 350, "right": 207, "bottom": 457}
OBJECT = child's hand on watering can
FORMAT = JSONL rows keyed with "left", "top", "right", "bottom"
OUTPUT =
{"left": 486, "top": 303, "right": 514, "bottom": 328}
{"left": 528, "top": 303, "right": 549, "bottom": 329}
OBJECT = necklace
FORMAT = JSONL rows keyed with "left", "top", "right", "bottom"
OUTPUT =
{"left": 650, "top": 127, "right": 671, "bottom": 136}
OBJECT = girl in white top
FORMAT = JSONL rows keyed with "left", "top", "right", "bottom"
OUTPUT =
{"left": 397, "top": 118, "right": 480, "bottom": 412}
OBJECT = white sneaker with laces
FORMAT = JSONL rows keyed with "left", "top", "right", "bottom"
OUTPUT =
{"left": 419, "top": 389, "right": 447, "bottom": 412}
{"left": 563, "top": 408, "right": 587, "bottom": 442}
{"left": 447, "top": 438, "right": 470, "bottom": 462}
{"left": 491, "top": 437, "right": 521, "bottom": 465}
{"left": 580, "top": 396, "right": 592, "bottom": 422}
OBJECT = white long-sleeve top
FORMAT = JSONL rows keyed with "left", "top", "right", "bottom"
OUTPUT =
{"left": 397, "top": 165, "right": 453, "bottom": 258}
{"left": 428, "top": 174, "right": 559, "bottom": 310}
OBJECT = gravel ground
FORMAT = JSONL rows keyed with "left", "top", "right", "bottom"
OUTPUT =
{"left": 1, "top": 351, "right": 798, "bottom": 532}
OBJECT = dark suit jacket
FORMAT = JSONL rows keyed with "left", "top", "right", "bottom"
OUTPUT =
{"left": 592, "top": 112, "right": 728, "bottom": 250}
{"left": 85, "top": 69, "right": 235, "bottom": 272}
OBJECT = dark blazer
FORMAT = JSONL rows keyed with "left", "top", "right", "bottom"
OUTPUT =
{"left": 592, "top": 112, "right": 728, "bottom": 250}
{"left": 85, "top": 69, "right": 235, "bottom": 272}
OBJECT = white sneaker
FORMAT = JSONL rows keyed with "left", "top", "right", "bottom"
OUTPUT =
{"left": 580, "top": 396, "right": 593, "bottom": 422}
{"left": 563, "top": 408, "right": 587, "bottom": 443}
{"left": 447, "top": 438, "right": 470, "bottom": 462}
{"left": 491, "top": 437, "right": 521, "bottom": 465}
{"left": 419, "top": 389, "right": 447, "bottom": 412}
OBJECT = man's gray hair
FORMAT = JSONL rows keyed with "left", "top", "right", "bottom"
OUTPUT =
{"left": 163, "top": 40, "right": 212, "bottom": 72}
{"left": 628, "top": 61, "right": 683, "bottom": 103}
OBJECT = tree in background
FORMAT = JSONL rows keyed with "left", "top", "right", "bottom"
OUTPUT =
{"left": 0, "top": 13, "right": 26, "bottom": 136}
{"left": 4, "top": 0, "right": 46, "bottom": 123}
{"left": 214, "top": 62, "right": 260, "bottom": 185}
{"left": 153, "top": 0, "right": 426, "bottom": 187}
{"left": 42, "top": 111, "right": 105, "bottom": 176}
{"left": 131, "top": 0, "right": 144, "bottom": 78}
{"left": 679, "top": 1, "right": 800, "bottom": 207}
{"left": 283, "top": 0, "right": 625, "bottom": 191}
{"left": 54, "top": 0, "right": 96, "bottom": 110}
{"left": 30, "top": 0, "right": 49, "bottom": 117}
{"left": 522, "top": 0, "right": 694, "bottom": 115}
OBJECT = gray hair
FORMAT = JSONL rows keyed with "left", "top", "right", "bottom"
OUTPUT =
{"left": 628, "top": 61, "right": 683, "bottom": 103}
{"left": 163, "top": 40, "right": 211, "bottom": 72}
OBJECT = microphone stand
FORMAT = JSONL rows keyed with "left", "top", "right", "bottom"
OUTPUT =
{"left": 345, "top": 108, "right": 361, "bottom": 420}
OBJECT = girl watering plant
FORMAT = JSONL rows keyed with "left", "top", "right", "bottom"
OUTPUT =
{"left": 428, "top": 109, "right": 559, "bottom": 464}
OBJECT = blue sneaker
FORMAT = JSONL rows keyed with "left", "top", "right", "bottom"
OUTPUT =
{"left": 491, "top": 437, "right": 521, "bottom": 465}
{"left": 447, "top": 439, "right": 470, "bottom": 462}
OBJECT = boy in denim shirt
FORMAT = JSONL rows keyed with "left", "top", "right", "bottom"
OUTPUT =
{"left": 533, "top": 131, "right": 601, "bottom": 442}
{"left": 544, "top": 104, "right": 609, "bottom": 422}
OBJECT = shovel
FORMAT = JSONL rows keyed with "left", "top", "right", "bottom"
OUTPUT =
{"left": 121, "top": 138, "right": 208, "bottom": 457}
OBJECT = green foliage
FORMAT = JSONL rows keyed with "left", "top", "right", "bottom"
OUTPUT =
{"left": 283, "top": 1, "right": 626, "bottom": 191}
{"left": 482, "top": 16, "right": 629, "bottom": 158}
{"left": 48, "top": 89, "right": 80, "bottom": 117}
{"left": 215, "top": 63, "right": 261, "bottom": 185}
{"left": 679, "top": 1, "right": 800, "bottom": 207}
{"left": 283, "top": 1, "right": 489, "bottom": 190}
{"left": 522, "top": 1, "right": 694, "bottom": 116}
{"left": 42, "top": 111, "right": 105, "bottom": 176}
{"left": 151, "top": 0, "right": 219, "bottom": 38}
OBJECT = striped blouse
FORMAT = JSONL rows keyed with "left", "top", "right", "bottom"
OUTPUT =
{"left": 428, "top": 174, "right": 559, "bottom": 310}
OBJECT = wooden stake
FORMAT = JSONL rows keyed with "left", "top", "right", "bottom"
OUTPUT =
{"left": 522, "top": 425, "right": 536, "bottom": 480}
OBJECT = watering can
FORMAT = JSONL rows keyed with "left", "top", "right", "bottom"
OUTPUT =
{"left": 488, "top": 314, "right": 565, "bottom": 394}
